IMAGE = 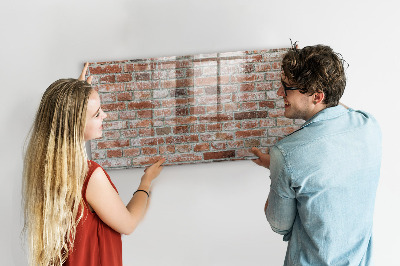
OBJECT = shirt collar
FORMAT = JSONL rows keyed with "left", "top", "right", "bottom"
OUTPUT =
{"left": 300, "top": 105, "right": 349, "bottom": 129}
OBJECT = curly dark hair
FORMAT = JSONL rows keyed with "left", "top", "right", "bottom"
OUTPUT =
{"left": 282, "top": 44, "right": 347, "bottom": 107}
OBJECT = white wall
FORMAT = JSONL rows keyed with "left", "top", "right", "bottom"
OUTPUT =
{"left": 2, "top": 0, "right": 399, "bottom": 265}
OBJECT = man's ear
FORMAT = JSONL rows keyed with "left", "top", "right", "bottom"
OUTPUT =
{"left": 313, "top": 92, "right": 325, "bottom": 104}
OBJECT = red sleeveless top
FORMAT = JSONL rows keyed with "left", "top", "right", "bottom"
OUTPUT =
{"left": 64, "top": 160, "right": 122, "bottom": 266}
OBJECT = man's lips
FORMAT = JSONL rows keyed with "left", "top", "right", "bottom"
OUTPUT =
{"left": 284, "top": 100, "right": 290, "bottom": 108}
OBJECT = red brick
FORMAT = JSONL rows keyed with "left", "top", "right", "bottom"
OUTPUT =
{"left": 259, "top": 101, "right": 275, "bottom": 109}
{"left": 167, "top": 69, "right": 186, "bottom": 79}
{"left": 134, "top": 91, "right": 152, "bottom": 99}
{"left": 248, "top": 54, "right": 263, "bottom": 62}
{"left": 125, "top": 62, "right": 156, "bottom": 72}
{"left": 191, "top": 124, "right": 206, "bottom": 133}
{"left": 190, "top": 106, "right": 206, "bottom": 115}
{"left": 97, "top": 140, "right": 130, "bottom": 149}
{"left": 175, "top": 116, "right": 197, "bottom": 125}
{"left": 235, "top": 129, "right": 265, "bottom": 138}
{"left": 132, "top": 156, "right": 164, "bottom": 166}
{"left": 165, "top": 135, "right": 199, "bottom": 144}
{"left": 137, "top": 110, "right": 153, "bottom": 119}
{"left": 244, "top": 139, "right": 260, "bottom": 147}
{"left": 154, "top": 109, "right": 172, "bottom": 117}
{"left": 234, "top": 111, "right": 268, "bottom": 120}
{"left": 173, "top": 125, "right": 189, "bottom": 134}
{"left": 103, "top": 121, "right": 128, "bottom": 130}
{"left": 130, "top": 120, "right": 152, "bottom": 128}
{"left": 255, "top": 64, "right": 271, "bottom": 72}
{"left": 100, "top": 75, "right": 115, "bottom": 83}
{"left": 92, "top": 150, "right": 106, "bottom": 159}
{"left": 128, "top": 101, "right": 156, "bottom": 110}
{"left": 134, "top": 72, "right": 151, "bottom": 81}
{"left": 260, "top": 119, "right": 276, "bottom": 127}
{"left": 119, "top": 110, "right": 136, "bottom": 120}
{"left": 224, "top": 103, "right": 239, "bottom": 112}
{"left": 176, "top": 144, "right": 192, "bottom": 153}
{"left": 104, "top": 112, "right": 119, "bottom": 121}
{"left": 272, "top": 62, "right": 281, "bottom": 70}
{"left": 206, "top": 105, "right": 219, "bottom": 113}
{"left": 142, "top": 147, "right": 158, "bottom": 155}
{"left": 100, "top": 93, "right": 116, "bottom": 102}
{"left": 242, "top": 121, "right": 259, "bottom": 129}
{"left": 239, "top": 83, "right": 255, "bottom": 92}
{"left": 261, "top": 137, "right": 277, "bottom": 146}
{"left": 120, "top": 130, "right": 138, "bottom": 138}
{"left": 195, "top": 76, "right": 217, "bottom": 86}
{"left": 236, "top": 148, "right": 253, "bottom": 157}
{"left": 269, "top": 126, "right": 299, "bottom": 137}
{"left": 104, "top": 131, "right": 120, "bottom": 139}
{"left": 223, "top": 122, "right": 241, "bottom": 131}
{"left": 268, "top": 108, "right": 285, "bottom": 117}
{"left": 140, "top": 137, "right": 165, "bottom": 146}
{"left": 194, "top": 143, "right": 210, "bottom": 152}
{"left": 95, "top": 83, "right": 125, "bottom": 93}
{"left": 159, "top": 145, "right": 175, "bottom": 154}
{"left": 265, "top": 72, "right": 281, "bottom": 81}
{"left": 116, "top": 73, "right": 133, "bottom": 82}
{"left": 211, "top": 142, "right": 226, "bottom": 150}
{"left": 107, "top": 149, "right": 122, "bottom": 158}
{"left": 117, "top": 92, "right": 133, "bottom": 101}
{"left": 215, "top": 132, "right": 234, "bottom": 140}
{"left": 158, "top": 62, "right": 177, "bottom": 69}
{"left": 219, "top": 85, "right": 235, "bottom": 94}
{"left": 203, "top": 150, "right": 235, "bottom": 160}
{"left": 231, "top": 73, "right": 264, "bottom": 83}
{"left": 161, "top": 78, "right": 194, "bottom": 88}
{"left": 277, "top": 118, "right": 294, "bottom": 126}
{"left": 207, "top": 123, "right": 222, "bottom": 131}
{"left": 176, "top": 107, "right": 190, "bottom": 116}
{"left": 202, "top": 66, "right": 218, "bottom": 76}
{"left": 168, "top": 153, "right": 202, "bottom": 163}
{"left": 241, "top": 102, "right": 258, "bottom": 111}
{"left": 156, "top": 127, "right": 171, "bottom": 135}
{"left": 89, "top": 64, "right": 122, "bottom": 74}
{"left": 239, "top": 63, "right": 255, "bottom": 74}
{"left": 98, "top": 158, "right": 131, "bottom": 168}
{"left": 102, "top": 102, "right": 126, "bottom": 112}
{"left": 199, "top": 114, "right": 233, "bottom": 122}
{"left": 124, "top": 148, "right": 140, "bottom": 157}
{"left": 139, "top": 128, "right": 155, "bottom": 137}
{"left": 227, "top": 140, "right": 244, "bottom": 148}
{"left": 233, "top": 92, "right": 266, "bottom": 102}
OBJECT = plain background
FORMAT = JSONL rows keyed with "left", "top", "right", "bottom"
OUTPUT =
{"left": 1, "top": 0, "right": 399, "bottom": 265}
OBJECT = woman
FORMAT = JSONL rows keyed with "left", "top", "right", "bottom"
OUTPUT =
{"left": 22, "top": 63, "right": 165, "bottom": 265}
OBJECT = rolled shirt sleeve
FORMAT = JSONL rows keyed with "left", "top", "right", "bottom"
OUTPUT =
{"left": 266, "top": 146, "right": 297, "bottom": 241}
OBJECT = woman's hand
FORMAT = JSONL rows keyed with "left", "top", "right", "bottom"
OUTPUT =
{"left": 251, "top": 147, "right": 271, "bottom": 169}
{"left": 141, "top": 158, "right": 166, "bottom": 186}
{"left": 78, "top": 62, "right": 93, "bottom": 84}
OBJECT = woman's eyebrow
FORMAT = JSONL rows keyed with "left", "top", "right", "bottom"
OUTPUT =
{"left": 92, "top": 106, "right": 100, "bottom": 117}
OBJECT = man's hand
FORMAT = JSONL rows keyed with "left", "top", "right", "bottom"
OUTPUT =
{"left": 251, "top": 147, "right": 271, "bottom": 169}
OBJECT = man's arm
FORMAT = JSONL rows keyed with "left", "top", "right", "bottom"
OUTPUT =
{"left": 265, "top": 147, "right": 297, "bottom": 240}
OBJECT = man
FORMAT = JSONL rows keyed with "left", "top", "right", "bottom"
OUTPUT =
{"left": 251, "top": 44, "right": 381, "bottom": 265}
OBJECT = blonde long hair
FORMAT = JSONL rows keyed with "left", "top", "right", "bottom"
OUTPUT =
{"left": 23, "top": 79, "right": 93, "bottom": 265}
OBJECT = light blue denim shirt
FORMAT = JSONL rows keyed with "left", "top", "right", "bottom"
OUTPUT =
{"left": 266, "top": 105, "right": 382, "bottom": 266}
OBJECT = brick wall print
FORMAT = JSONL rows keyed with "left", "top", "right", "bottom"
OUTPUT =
{"left": 87, "top": 48, "right": 303, "bottom": 169}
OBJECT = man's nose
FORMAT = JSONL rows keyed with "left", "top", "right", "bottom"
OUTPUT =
{"left": 277, "top": 85, "right": 285, "bottom": 97}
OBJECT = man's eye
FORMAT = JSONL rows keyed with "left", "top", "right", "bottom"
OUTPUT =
{"left": 95, "top": 112, "right": 100, "bottom": 117}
